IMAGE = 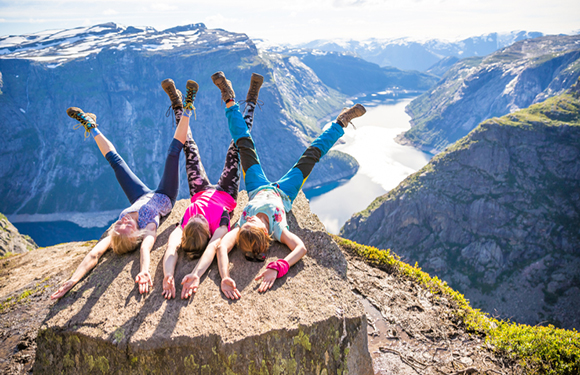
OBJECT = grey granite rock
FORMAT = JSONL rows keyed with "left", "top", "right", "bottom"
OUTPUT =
{"left": 34, "top": 192, "right": 373, "bottom": 374}
{"left": 0, "top": 213, "right": 37, "bottom": 256}
{"left": 342, "top": 86, "right": 580, "bottom": 329}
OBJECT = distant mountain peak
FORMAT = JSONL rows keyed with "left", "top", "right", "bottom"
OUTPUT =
{"left": 0, "top": 23, "right": 250, "bottom": 63}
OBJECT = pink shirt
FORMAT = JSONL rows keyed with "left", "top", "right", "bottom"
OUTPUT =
{"left": 182, "top": 189, "right": 236, "bottom": 235}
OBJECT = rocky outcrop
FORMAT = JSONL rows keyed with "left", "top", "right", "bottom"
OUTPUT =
{"left": 31, "top": 192, "right": 372, "bottom": 374}
{"left": 0, "top": 196, "right": 518, "bottom": 375}
{"left": 0, "top": 213, "right": 37, "bottom": 255}
{"left": 399, "top": 35, "right": 580, "bottom": 153}
{"left": 342, "top": 87, "right": 580, "bottom": 329}
{"left": 0, "top": 23, "right": 355, "bottom": 217}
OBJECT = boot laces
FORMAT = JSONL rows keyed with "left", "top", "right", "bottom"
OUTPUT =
{"left": 72, "top": 114, "right": 94, "bottom": 138}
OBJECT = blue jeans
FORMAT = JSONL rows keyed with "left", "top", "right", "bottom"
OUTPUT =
{"left": 105, "top": 138, "right": 183, "bottom": 206}
{"left": 225, "top": 103, "right": 344, "bottom": 202}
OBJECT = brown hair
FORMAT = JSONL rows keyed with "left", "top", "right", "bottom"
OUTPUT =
{"left": 237, "top": 225, "right": 271, "bottom": 256}
{"left": 181, "top": 220, "right": 211, "bottom": 259}
{"left": 110, "top": 228, "right": 144, "bottom": 255}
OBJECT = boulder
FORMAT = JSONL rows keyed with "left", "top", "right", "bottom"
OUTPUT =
{"left": 33, "top": 192, "right": 373, "bottom": 374}
{"left": 0, "top": 213, "right": 37, "bottom": 256}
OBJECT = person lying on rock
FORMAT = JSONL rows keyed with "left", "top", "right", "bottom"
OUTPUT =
{"left": 212, "top": 71, "right": 366, "bottom": 299}
{"left": 160, "top": 78, "right": 255, "bottom": 300}
{"left": 50, "top": 80, "right": 195, "bottom": 300}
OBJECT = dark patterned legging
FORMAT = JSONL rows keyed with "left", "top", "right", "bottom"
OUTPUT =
{"left": 174, "top": 103, "right": 256, "bottom": 201}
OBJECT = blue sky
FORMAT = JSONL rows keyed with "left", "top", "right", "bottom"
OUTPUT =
{"left": 0, "top": 0, "right": 578, "bottom": 44}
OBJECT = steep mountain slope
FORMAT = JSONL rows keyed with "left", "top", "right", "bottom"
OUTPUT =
{"left": 399, "top": 35, "right": 580, "bottom": 153}
{"left": 0, "top": 213, "right": 37, "bottom": 256}
{"left": 342, "top": 83, "right": 580, "bottom": 329}
{"left": 258, "top": 42, "right": 438, "bottom": 96}
{"left": 299, "top": 31, "right": 545, "bottom": 71}
{"left": 0, "top": 23, "right": 356, "bottom": 216}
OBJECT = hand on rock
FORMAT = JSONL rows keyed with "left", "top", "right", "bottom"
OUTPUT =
{"left": 162, "top": 275, "right": 176, "bottom": 299}
{"left": 256, "top": 269, "right": 278, "bottom": 292}
{"left": 50, "top": 280, "right": 76, "bottom": 300}
{"left": 135, "top": 271, "right": 153, "bottom": 294}
{"left": 181, "top": 274, "right": 200, "bottom": 299}
{"left": 221, "top": 277, "right": 241, "bottom": 300}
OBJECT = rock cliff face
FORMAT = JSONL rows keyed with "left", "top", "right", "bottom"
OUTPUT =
{"left": 0, "top": 195, "right": 516, "bottom": 375}
{"left": 0, "top": 23, "right": 357, "bottom": 217}
{"left": 258, "top": 44, "right": 439, "bottom": 96}
{"left": 342, "top": 85, "right": 580, "bottom": 329}
{"left": 0, "top": 213, "right": 37, "bottom": 255}
{"left": 32, "top": 192, "right": 372, "bottom": 374}
{"left": 399, "top": 35, "right": 580, "bottom": 153}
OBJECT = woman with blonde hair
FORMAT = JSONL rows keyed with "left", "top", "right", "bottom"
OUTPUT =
{"left": 50, "top": 79, "right": 196, "bottom": 300}
{"left": 211, "top": 71, "right": 366, "bottom": 299}
{"left": 161, "top": 76, "right": 260, "bottom": 300}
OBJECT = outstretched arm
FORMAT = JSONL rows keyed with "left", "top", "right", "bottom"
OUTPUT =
{"left": 135, "top": 222, "right": 157, "bottom": 294}
{"left": 181, "top": 225, "right": 228, "bottom": 299}
{"left": 50, "top": 235, "right": 112, "bottom": 299}
{"left": 255, "top": 228, "right": 307, "bottom": 292}
{"left": 216, "top": 227, "right": 241, "bottom": 299}
{"left": 162, "top": 225, "right": 182, "bottom": 299}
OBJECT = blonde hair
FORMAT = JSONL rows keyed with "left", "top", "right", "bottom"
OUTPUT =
{"left": 181, "top": 220, "right": 211, "bottom": 260}
{"left": 110, "top": 228, "right": 144, "bottom": 255}
{"left": 237, "top": 225, "right": 271, "bottom": 256}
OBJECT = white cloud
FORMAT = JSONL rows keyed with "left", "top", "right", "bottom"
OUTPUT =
{"left": 103, "top": 9, "right": 118, "bottom": 15}
{"left": 150, "top": 3, "right": 178, "bottom": 11}
{"left": 204, "top": 14, "right": 241, "bottom": 27}
{"left": 28, "top": 18, "right": 48, "bottom": 24}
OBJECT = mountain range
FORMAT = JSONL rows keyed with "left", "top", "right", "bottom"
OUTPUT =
{"left": 399, "top": 35, "right": 580, "bottom": 153}
{"left": 342, "top": 81, "right": 580, "bottom": 329}
{"left": 0, "top": 23, "right": 360, "bottom": 218}
{"left": 298, "top": 31, "right": 546, "bottom": 72}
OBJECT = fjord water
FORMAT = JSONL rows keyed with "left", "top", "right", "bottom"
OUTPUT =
{"left": 304, "top": 96, "right": 432, "bottom": 234}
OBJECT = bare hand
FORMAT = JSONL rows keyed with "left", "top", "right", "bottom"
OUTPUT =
{"left": 162, "top": 275, "right": 176, "bottom": 299}
{"left": 221, "top": 277, "right": 241, "bottom": 300}
{"left": 181, "top": 274, "right": 200, "bottom": 299}
{"left": 135, "top": 271, "right": 153, "bottom": 294}
{"left": 50, "top": 280, "right": 76, "bottom": 300}
{"left": 255, "top": 269, "right": 278, "bottom": 292}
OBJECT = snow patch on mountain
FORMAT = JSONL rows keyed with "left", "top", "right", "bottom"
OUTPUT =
{"left": 0, "top": 22, "right": 253, "bottom": 63}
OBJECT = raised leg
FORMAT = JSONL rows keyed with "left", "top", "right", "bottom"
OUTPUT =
{"left": 225, "top": 103, "right": 270, "bottom": 192}
{"left": 105, "top": 148, "right": 152, "bottom": 205}
{"left": 183, "top": 135, "right": 212, "bottom": 197}
{"left": 217, "top": 101, "right": 256, "bottom": 200}
{"left": 155, "top": 114, "right": 190, "bottom": 205}
{"left": 276, "top": 122, "right": 345, "bottom": 202}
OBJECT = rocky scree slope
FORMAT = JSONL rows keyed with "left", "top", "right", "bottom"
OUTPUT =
{"left": 0, "top": 213, "right": 37, "bottom": 256}
{"left": 0, "top": 22, "right": 356, "bottom": 217}
{"left": 342, "top": 83, "right": 580, "bottom": 330}
{"left": 398, "top": 35, "right": 580, "bottom": 153}
{"left": 1, "top": 194, "right": 522, "bottom": 375}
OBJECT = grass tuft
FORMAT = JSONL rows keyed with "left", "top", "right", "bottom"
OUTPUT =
{"left": 333, "top": 235, "right": 580, "bottom": 374}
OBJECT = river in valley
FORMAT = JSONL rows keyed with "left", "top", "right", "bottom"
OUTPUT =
{"left": 304, "top": 94, "right": 432, "bottom": 234}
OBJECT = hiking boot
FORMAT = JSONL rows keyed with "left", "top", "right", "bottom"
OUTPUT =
{"left": 67, "top": 107, "right": 98, "bottom": 137}
{"left": 336, "top": 104, "right": 366, "bottom": 128}
{"left": 246, "top": 73, "right": 264, "bottom": 105}
{"left": 211, "top": 71, "right": 235, "bottom": 103}
{"left": 161, "top": 78, "right": 183, "bottom": 111}
{"left": 184, "top": 80, "right": 199, "bottom": 110}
